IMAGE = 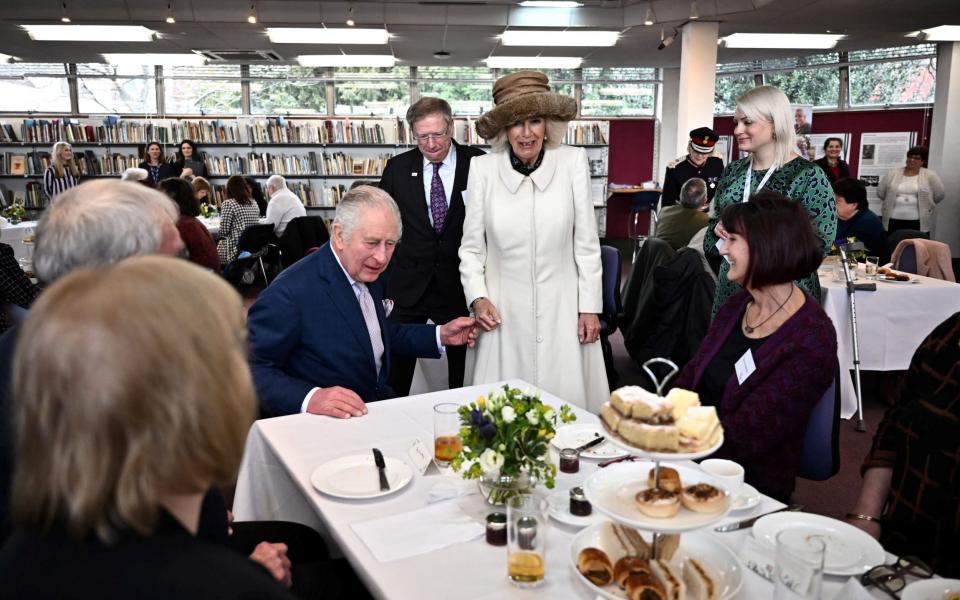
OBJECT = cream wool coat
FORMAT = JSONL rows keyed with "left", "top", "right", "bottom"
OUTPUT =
{"left": 459, "top": 144, "right": 610, "bottom": 411}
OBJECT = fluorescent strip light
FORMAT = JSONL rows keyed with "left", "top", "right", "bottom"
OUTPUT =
{"left": 297, "top": 54, "right": 396, "bottom": 67}
{"left": 485, "top": 56, "right": 582, "bottom": 68}
{"left": 916, "top": 25, "right": 960, "bottom": 41}
{"left": 103, "top": 53, "right": 206, "bottom": 66}
{"left": 267, "top": 27, "right": 389, "bottom": 44}
{"left": 519, "top": 1, "right": 584, "bottom": 7}
{"left": 720, "top": 33, "right": 843, "bottom": 49}
{"left": 21, "top": 24, "right": 156, "bottom": 42}
{"left": 0, "top": 53, "right": 13, "bottom": 63}
{"left": 501, "top": 30, "right": 619, "bottom": 47}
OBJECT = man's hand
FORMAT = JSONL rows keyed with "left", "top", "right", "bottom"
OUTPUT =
{"left": 440, "top": 316, "right": 479, "bottom": 347}
{"left": 307, "top": 386, "right": 367, "bottom": 418}
{"left": 578, "top": 313, "right": 600, "bottom": 344}
{"left": 471, "top": 298, "right": 501, "bottom": 332}
{"left": 249, "top": 542, "right": 292, "bottom": 588}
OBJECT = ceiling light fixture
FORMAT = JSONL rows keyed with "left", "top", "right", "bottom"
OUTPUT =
{"left": 266, "top": 27, "right": 390, "bottom": 44}
{"left": 297, "top": 54, "right": 396, "bottom": 67}
{"left": 0, "top": 53, "right": 14, "bottom": 63}
{"left": 346, "top": 6, "right": 355, "bottom": 27}
{"left": 247, "top": 3, "right": 258, "bottom": 24}
{"left": 913, "top": 25, "right": 960, "bottom": 41}
{"left": 485, "top": 56, "right": 582, "bottom": 68}
{"left": 657, "top": 27, "right": 677, "bottom": 50}
{"left": 165, "top": 2, "right": 176, "bottom": 24}
{"left": 643, "top": 4, "right": 655, "bottom": 26}
{"left": 500, "top": 30, "right": 618, "bottom": 46}
{"left": 720, "top": 33, "right": 843, "bottom": 49}
{"left": 689, "top": 0, "right": 699, "bottom": 20}
{"left": 60, "top": 1, "right": 71, "bottom": 23}
{"left": 103, "top": 53, "right": 207, "bottom": 66}
{"left": 519, "top": 1, "right": 584, "bottom": 7}
{"left": 22, "top": 25, "right": 157, "bottom": 41}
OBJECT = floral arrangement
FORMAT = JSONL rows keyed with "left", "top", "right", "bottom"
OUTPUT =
{"left": 199, "top": 202, "right": 218, "bottom": 218}
{"left": 830, "top": 237, "right": 865, "bottom": 259}
{"left": 2, "top": 201, "right": 25, "bottom": 224}
{"left": 450, "top": 384, "right": 576, "bottom": 492}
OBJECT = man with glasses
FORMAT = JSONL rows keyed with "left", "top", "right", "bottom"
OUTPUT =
{"left": 661, "top": 127, "right": 724, "bottom": 208}
{"left": 378, "top": 97, "right": 485, "bottom": 397}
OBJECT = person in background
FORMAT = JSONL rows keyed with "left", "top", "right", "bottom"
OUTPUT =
{"left": 833, "top": 177, "right": 888, "bottom": 263}
{"left": 661, "top": 127, "right": 724, "bottom": 207}
{"left": 264, "top": 175, "right": 306, "bottom": 238}
{"left": 705, "top": 85, "right": 836, "bottom": 315}
{"left": 193, "top": 176, "right": 216, "bottom": 207}
{"left": 379, "top": 97, "right": 485, "bottom": 397}
{"left": 0, "top": 257, "right": 294, "bottom": 599}
{"left": 41, "top": 141, "right": 80, "bottom": 200}
{"left": 246, "top": 177, "right": 268, "bottom": 216}
{"left": 847, "top": 312, "right": 959, "bottom": 577}
{"left": 655, "top": 177, "right": 710, "bottom": 250}
{"left": 813, "top": 137, "right": 850, "bottom": 184}
{"left": 158, "top": 177, "right": 220, "bottom": 272}
{"left": 169, "top": 139, "right": 208, "bottom": 180}
{"left": 461, "top": 70, "right": 608, "bottom": 411}
{"left": 0, "top": 242, "right": 39, "bottom": 333}
{"left": 877, "top": 146, "right": 945, "bottom": 236}
{"left": 674, "top": 191, "right": 836, "bottom": 502}
{"left": 138, "top": 141, "right": 173, "bottom": 186}
{"left": 216, "top": 175, "right": 262, "bottom": 267}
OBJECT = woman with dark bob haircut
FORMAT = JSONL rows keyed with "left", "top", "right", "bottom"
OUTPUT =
{"left": 157, "top": 177, "right": 220, "bottom": 272}
{"left": 672, "top": 190, "right": 837, "bottom": 501}
{"left": 216, "top": 175, "right": 262, "bottom": 265}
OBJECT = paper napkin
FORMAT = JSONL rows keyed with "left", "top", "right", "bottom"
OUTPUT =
{"left": 351, "top": 500, "right": 484, "bottom": 562}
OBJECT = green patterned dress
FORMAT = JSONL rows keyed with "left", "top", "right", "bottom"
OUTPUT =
{"left": 704, "top": 156, "right": 837, "bottom": 314}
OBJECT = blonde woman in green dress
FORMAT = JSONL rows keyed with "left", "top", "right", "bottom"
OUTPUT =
{"left": 705, "top": 85, "right": 837, "bottom": 315}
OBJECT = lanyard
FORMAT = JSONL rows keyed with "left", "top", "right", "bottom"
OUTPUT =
{"left": 742, "top": 158, "right": 778, "bottom": 203}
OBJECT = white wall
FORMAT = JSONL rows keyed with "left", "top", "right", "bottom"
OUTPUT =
{"left": 928, "top": 42, "right": 960, "bottom": 256}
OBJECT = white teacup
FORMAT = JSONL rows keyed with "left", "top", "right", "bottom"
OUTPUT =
{"left": 700, "top": 458, "right": 744, "bottom": 499}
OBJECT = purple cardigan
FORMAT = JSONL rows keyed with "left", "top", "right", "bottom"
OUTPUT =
{"left": 673, "top": 290, "right": 837, "bottom": 500}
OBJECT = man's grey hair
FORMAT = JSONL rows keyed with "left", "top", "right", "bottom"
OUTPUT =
{"left": 33, "top": 180, "right": 178, "bottom": 284}
{"left": 679, "top": 177, "right": 708, "bottom": 210}
{"left": 333, "top": 185, "right": 402, "bottom": 242}
{"left": 266, "top": 174, "right": 287, "bottom": 193}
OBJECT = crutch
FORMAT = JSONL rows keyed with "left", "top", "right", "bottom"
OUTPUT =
{"left": 838, "top": 244, "right": 866, "bottom": 432}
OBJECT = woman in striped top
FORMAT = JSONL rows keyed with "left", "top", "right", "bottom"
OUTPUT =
{"left": 216, "top": 175, "right": 262, "bottom": 266}
{"left": 42, "top": 141, "right": 81, "bottom": 200}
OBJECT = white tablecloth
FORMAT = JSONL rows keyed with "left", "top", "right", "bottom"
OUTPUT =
{"left": 819, "top": 272, "right": 960, "bottom": 418}
{"left": 233, "top": 379, "right": 892, "bottom": 600}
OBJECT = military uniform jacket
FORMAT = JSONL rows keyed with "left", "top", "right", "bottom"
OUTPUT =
{"left": 661, "top": 155, "right": 724, "bottom": 207}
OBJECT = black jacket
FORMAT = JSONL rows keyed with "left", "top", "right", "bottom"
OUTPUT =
{"left": 813, "top": 157, "right": 850, "bottom": 184}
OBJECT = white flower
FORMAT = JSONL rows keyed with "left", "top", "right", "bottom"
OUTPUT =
{"left": 498, "top": 443, "right": 506, "bottom": 451}
{"left": 479, "top": 448, "right": 505, "bottom": 472}
{"left": 526, "top": 408, "right": 539, "bottom": 425}
{"left": 543, "top": 409, "right": 555, "bottom": 423}
{"left": 501, "top": 406, "right": 516, "bottom": 423}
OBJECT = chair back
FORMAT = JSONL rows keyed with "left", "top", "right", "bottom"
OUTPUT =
{"left": 896, "top": 245, "right": 918, "bottom": 274}
{"left": 887, "top": 228, "right": 927, "bottom": 251}
{"left": 798, "top": 363, "right": 841, "bottom": 481}
{"left": 278, "top": 216, "right": 331, "bottom": 268}
{"left": 627, "top": 190, "right": 662, "bottom": 240}
{"left": 599, "top": 245, "right": 622, "bottom": 335}
{"left": 236, "top": 223, "right": 277, "bottom": 254}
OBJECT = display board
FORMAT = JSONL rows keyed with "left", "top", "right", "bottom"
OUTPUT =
{"left": 857, "top": 131, "right": 916, "bottom": 214}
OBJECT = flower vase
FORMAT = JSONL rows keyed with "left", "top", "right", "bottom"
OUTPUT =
{"left": 478, "top": 471, "right": 533, "bottom": 506}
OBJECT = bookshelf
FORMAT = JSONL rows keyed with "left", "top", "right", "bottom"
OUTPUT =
{"left": 0, "top": 117, "right": 608, "bottom": 214}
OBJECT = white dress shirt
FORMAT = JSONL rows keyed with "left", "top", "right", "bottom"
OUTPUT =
{"left": 421, "top": 144, "right": 457, "bottom": 228}
{"left": 265, "top": 187, "right": 307, "bottom": 237}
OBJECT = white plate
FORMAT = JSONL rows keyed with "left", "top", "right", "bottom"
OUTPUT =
{"left": 569, "top": 521, "right": 744, "bottom": 600}
{"left": 902, "top": 578, "right": 960, "bottom": 600}
{"left": 878, "top": 276, "right": 919, "bottom": 284}
{"left": 752, "top": 512, "right": 885, "bottom": 576}
{"left": 547, "top": 489, "right": 606, "bottom": 529}
{"left": 310, "top": 453, "right": 413, "bottom": 499}
{"left": 730, "top": 483, "right": 760, "bottom": 511}
{"left": 582, "top": 461, "right": 731, "bottom": 533}
{"left": 552, "top": 424, "right": 627, "bottom": 460}
{"left": 599, "top": 417, "right": 725, "bottom": 460}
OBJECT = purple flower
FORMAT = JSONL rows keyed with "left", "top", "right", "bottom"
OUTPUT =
{"left": 480, "top": 422, "right": 496, "bottom": 440}
{"left": 470, "top": 409, "right": 483, "bottom": 427}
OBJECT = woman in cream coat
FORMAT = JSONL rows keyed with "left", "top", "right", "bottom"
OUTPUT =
{"left": 460, "top": 71, "right": 609, "bottom": 411}
{"left": 877, "top": 146, "right": 945, "bottom": 235}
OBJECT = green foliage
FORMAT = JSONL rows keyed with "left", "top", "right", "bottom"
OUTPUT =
{"left": 251, "top": 66, "right": 327, "bottom": 115}
{"left": 764, "top": 68, "right": 839, "bottom": 107}
{"left": 849, "top": 58, "right": 936, "bottom": 106}
{"left": 714, "top": 75, "right": 757, "bottom": 114}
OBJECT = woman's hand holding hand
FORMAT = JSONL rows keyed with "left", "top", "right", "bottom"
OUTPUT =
{"left": 472, "top": 298, "right": 501, "bottom": 332}
{"left": 578, "top": 313, "right": 600, "bottom": 344}
{"left": 249, "top": 541, "right": 293, "bottom": 588}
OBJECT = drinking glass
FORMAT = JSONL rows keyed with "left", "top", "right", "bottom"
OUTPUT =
{"left": 432, "top": 403, "right": 462, "bottom": 472}
{"left": 865, "top": 256, "right": 879, "bottom": 280}
{"left": 774, "top": 529, "right": 825, "bottom": 599}
{"left": 506, "top": 494, "right": 548, "bottom": 588}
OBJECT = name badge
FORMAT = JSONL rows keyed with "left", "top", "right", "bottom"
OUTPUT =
{"left": 735, "top": 348, "right": 757, "bottom": 385}
{"left": 408, "top": 438, "right": 432, "bottom": 475}
{"left": 411, "top": 172, "right": 419, "bottom": 177}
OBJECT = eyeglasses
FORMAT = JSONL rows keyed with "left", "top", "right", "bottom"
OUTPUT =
{"left": 860, "top": 556, "right": 933, "bottom": 599}
{"left": 413, "top": 131, "right": 449, "bottom": 144}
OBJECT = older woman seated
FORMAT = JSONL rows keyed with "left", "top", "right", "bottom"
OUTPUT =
{"left": 672, "top": 191, "right": 837, "bottom": 502}
{"left": 834, "top": 177, "right": 888, "bottom": 263}
{"left": 0, "top": 257, "right": 294, "bottom": 599}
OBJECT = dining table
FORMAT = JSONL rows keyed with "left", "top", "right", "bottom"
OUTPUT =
{"left": 233, "top": 379, "right": 906, "bottom": 600}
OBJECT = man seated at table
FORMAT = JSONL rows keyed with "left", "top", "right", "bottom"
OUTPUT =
{"left": 264, "top": 175, "right": 306, "bottom": 237}
{"left": 655, "top": 177, "right": 710, "bottom": 250}
{"left": 247, "top": 185, "right": 477, "bottom": 418}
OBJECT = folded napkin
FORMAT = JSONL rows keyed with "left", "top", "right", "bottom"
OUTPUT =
{"left": 740, "top": 536, "right": 775, "bottom": 582}
{"left": 426, "top": 478, "right": 478, "bottom": 504}
{"left": 351, "top": 500, "right": 484, "bottom": 563}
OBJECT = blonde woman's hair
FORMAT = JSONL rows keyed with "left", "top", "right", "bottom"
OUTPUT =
{"left": 11, "top": 256, "right": 254, "bottom": 543}
{"left": 192, "top": 176, "right": 216, "bottom": 206}
{"left": 51, "top": 141, "right": 80, "bottom": 178}
{"left": 488, "top": 117, "right": 567, "bottom": 154}
{"left": 735, "top": 85, "right": 796, "bottom": 166}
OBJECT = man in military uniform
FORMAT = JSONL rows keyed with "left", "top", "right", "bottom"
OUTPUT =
{"left": 661, "top": 127, "right": 724, "bottom": 208}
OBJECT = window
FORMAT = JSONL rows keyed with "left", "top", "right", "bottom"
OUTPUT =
{"left": 849, "top": 57, "right": 936, "bottom": 106}
{"left": 250, "top": 65, "right": 328, "bottom": 115}
{"left": 714, "top": 74, "right": 756, "bottom": 113}
{"left": 764, "top": 68, "right": 840, "bottom": 107}
{"left": 418, "top": 67, "right": 493, "bottom": 115}
{"left": 163, "top": 65, "right": 242, "bottom": 115}
{"left": 334, "top": 67, "right": 409, "bottom": 116}
{"left": 0, "top": 63, "right": 71, "bottom": 112}
{"left": 579, "top": 68, "right": 656, "bottom": 116}
{"left": 76, "top": 64, "right": 156, "bottom": 114}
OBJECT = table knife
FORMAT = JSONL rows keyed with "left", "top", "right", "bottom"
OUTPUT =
{"left": 372, "top": 448, "right": 390, "bottom": 491}
{"left": 575, "top": 435, "right": 605, "bottom": 453}
{"left": 714, "top": 503, "right": 803, "bottom": 532}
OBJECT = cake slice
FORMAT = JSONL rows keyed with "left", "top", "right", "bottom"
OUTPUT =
{"left": 611, "top": 386, "right": 672, "bottom": 422}
{"left": 599, "top": 402, "right": 622, "bottom": 433}
{"left": 677, "top": 406, "right": 721, "bottom": 450}
{"left": 618, "top": 419, "right": 680, "bottom": 452}
{"left": 665, "top": 388, "right": 700, "bottom": 420}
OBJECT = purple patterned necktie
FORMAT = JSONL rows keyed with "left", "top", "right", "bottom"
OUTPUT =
{"left": 430, "top": 161, "right": 446, "bottom": 233}
{"left": 355, "top": 283, "right": 384, "bottom": 375}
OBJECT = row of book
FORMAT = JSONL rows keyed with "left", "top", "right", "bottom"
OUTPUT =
{"left": 246, "top": 119, "right": 399, "bottom": 145}
{"left": 201, "top": 151, "right": 391, "bottom": 177}
{"left": 565, "top": 122, "right": 608, "bottom": 145}
{"left": 208, "top": 181, "right": 345, "bottom": 208}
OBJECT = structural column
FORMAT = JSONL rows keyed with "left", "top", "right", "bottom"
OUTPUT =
{"left": 675, "top": 21, "right": 719, "bottom": 159}
{"left": 928, "top": 42, "right": 960, "bottom": 256}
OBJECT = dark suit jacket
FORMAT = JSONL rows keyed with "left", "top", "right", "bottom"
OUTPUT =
{"left": 248, "top": 243, "right": 440, "bottom": 415}
{"left": 813, "top": 156, "right": 850, "bottom": 184}
{"left": 379, "top": 142, "right": 485, "bottom": 310}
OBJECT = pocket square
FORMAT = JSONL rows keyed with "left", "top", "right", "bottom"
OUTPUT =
{"left": 382, "top": 298, "right": 394, "bottom": 318}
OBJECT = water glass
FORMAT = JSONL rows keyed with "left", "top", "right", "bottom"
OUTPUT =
{"left": 432, "top": 403, "right": 462, "bottom": 472}
{"left": 774, "top": 529, "right": 825, "bottom": 599}
{"left": 506, "top": 495, "right": 548, "bottom": 588}
{"left": 865, "top": 256, "right": 879, "bottom": 280}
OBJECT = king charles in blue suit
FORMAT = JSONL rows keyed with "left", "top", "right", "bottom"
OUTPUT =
{"left": 248, "top": 185, "right": 477, "bottom": 417}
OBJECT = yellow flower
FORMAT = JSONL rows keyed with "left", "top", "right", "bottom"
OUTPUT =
{"left": 477, "top": 395, "right": 486, "bottom": 410}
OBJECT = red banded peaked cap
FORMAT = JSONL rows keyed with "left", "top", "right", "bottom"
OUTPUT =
{"left": 475, "top": 70, "right": 578, "bottom": 140}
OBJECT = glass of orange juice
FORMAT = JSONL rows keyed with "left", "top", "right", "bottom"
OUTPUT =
{"left": 433, "top": 403, "right": 462, "bottom": 473}
{"left": 506, "top": 494, "right": 548, "bottom": 588}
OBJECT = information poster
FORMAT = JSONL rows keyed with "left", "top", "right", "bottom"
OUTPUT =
{"left": 715, "top": 135, "right": 733, "bottom": 164}
{"left": 792, "top": 104, "right": 814, "bottom": 159}
{"left": 858, "top": 132, "right": 915, "bottom": 213}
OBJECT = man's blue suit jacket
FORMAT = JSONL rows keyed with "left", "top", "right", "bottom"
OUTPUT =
{"left": 248, "top": 243, "right": 440, "bottom": 416}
